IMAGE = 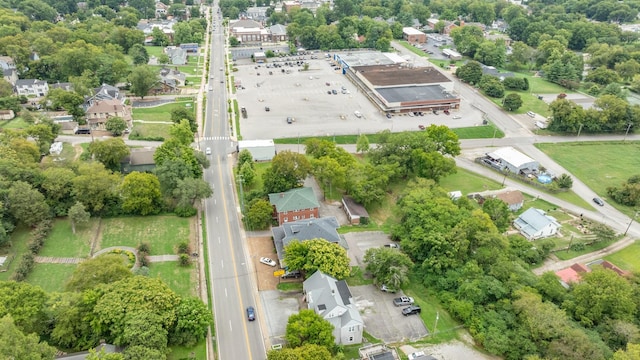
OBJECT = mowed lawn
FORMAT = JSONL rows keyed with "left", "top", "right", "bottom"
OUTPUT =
{"left": 440, "top": 167, "right": 503, "bottom": 194}
{"left": 100, "top": 216, "right": 192, "bottom": 255}
{"left": 38, "top": 218, "right": 99, "bottom": 258}
{"left": 26, "top": 264, "right": 77, "bottom": 293}
{"left": 131, "top": 122, "right": 172, "bottom": 139}
{"left": 0, "top": 226, "right": 33, "bottom": 281}
{"left": 149, "top": 261, "right": 196, "bottom": 298}
{"left": 604, "top": 241, "right": 640, "bottom": 272}
{"left": 536, "top": 141, "right": 640, "bottom": 215}
{"left": 132, "top": 101, "right": 195, "bottom": 122}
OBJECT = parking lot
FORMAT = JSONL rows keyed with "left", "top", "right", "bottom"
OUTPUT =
{"left": 233, "top": 54, "right": 485, "bottom": 140}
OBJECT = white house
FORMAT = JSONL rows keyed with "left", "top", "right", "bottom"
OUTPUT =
{"left": 513, "top": 208, "right": 561, "bottom": 240}
{"left": 14, "top": 79, "right": 49, "bottom": 97}
{"left": 303, "top": 271, "right": 364, "bottom": 345}
{"left": 237, "top": 139, "right": 276, "bottom": 161}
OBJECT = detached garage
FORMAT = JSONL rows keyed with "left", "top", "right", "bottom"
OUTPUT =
{"left": 238, "top": 139, "right": 276, "bottom": 161}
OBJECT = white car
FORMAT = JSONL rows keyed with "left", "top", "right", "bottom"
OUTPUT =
{"left": 354, "top": 110, "right": 362, "bottom": 118}
{"left": 452, "top": 115, "right": 461, "bottom": 119}
{"left": 259, "top": 257, "right": 276, "bottom": 267}
{"left": 205, "top": 147, "right": 212, "bottom": 155}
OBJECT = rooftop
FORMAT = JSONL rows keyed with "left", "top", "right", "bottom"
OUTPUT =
{"left": 354, "top": 65, "right": 451, "bottom": 86}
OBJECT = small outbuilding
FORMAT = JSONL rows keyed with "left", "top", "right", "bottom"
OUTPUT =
{"left": 254, "top": 51, "right": 267, "bottom": 63}
{"left": 238, "top": 139, "right": 276, "bottom": 161}
{"left": 484, "top": 147, "right": 539, "bottom": 175}
{"left": 342, "top": 196, "right": 369, "bottom": 225}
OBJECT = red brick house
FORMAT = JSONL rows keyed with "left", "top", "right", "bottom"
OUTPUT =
{"left": 268, "top": 187, "right": 320, "bottom": 225}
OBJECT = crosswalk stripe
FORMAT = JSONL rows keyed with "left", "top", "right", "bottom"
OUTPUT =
{"left": 202, "top": 136, "right": 230, "bottom": 141}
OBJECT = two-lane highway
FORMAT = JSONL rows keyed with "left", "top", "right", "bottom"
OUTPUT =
{"left": 203, "top": 5, "right": 266, "bottom": 360}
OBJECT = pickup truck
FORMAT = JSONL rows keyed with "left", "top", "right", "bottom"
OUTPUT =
{"left": 393, "top": 296, "right": 414, "bottom": 306}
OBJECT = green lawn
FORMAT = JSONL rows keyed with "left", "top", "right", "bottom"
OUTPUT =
{"left": 169, "top": 342, "right": 207, "bottom": 360}
{"left": 0, "top": 226, "right": 33, "bottom": 281}
{"left": 440, "top": 167, "right": 503, "bottom": 194}
{"left": 145, "top": 46, "right": 164, "bottom": 58}
{"left": 130, "top": 122, "right": 172, "bottom": 140}
{"left": 26, "top": 264, "right": 77, "bottom": 293}
{"left": 604, "top": 241, "right": 640, "bottom": 272}
{"left": 554, "top": 238, "right": 617, "bottom": 261}
{"left": 0, "top": 117, "right": 29, "bottom": 129}
{"left": 39, "top": 219, "right": 98, "bottom": 258}
{"left": 100, "top": 216, "right": 192, "bottom": 255}
{"left": 148, "top": 261, "right": 196, "bottom": 298}
{"left": 536, "top": 141, "right": 640, "bottom": 216}
{"left": 132, "top": 101, "right": 194, "bottom": 122}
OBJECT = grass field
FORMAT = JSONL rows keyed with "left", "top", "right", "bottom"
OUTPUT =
{"left": 536, "top": 141, "right": 640, "bottom": 216}
{"left": 149, "top": 261, "right": 196, "bottom": 298}
{"left": 0, "top": 226, "right": 33, "bottom": 281}
{"left": 169, "top": 342, "right": 206, "bottom": 360}
{"left": 0, "top": 117, "right": 29, "bottom": 129}
{"left": 132, "top": 101, "right": 195, "bottom": 122}
{"left": 38, "top": 219, "right": 98, "bottom": 258}
{"left": 100, "top": 216, "right": 192, "bottom": 255}
{"left": 130, "top": 122, "right": 172, "bottom": 140}
{"left": 26, "top": 264, "right": 77, "bottom": 293}
{"left": 604, "top": 241, "right": 640, "bottom": 271}
{"left": 440, "top": 167, "right": 503, "bottom": 194}
{"left": 554, "top": 238, "right": 617, "bottom": 261}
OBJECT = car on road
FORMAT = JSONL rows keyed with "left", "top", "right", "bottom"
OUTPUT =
{"left": 432, "top": 110, "right": 439, "bottom": 115}
{"left": 208, "top": 86, "right": 213, "bottom": 91}
{"left": 393, "top": 296, "right": 415, "bottom": 306}
{"left": 327, "top": 90, "right": 332, "bottom": 94}
{"left": 246, "top": 306, "right": 256, "bottom": 321}
{"left": 259, "top": 257, "right": 276, "bottom": 266}
{"left": 452, "top": 115, "right": 461, "bottom": 119}
{"left": 205, "top": 147, "right": 212, "bottom": 155}
{"left": 444, "top": 109, "right": 450, "bottom": 115}
{"left": 380, "top": 284, "right": 397, "bottom": 293}
{"left": 418, "top": 125, "right": 425, "bottom": 130}
{"left": 326, "top": 82, "right": 331, "bottom": 86}
{"left": 384, "top": 243, "right": 400, "bottom": 249}
{"left": 402, "top": 305, "right": 422, "bottom": 316}
{"left": 386, "top": 113, "right": 392, "bottom": 119}
{"left": 593, "top": 197, "right": 605, "bottom": 206}
{"left": 354, "top": 110, "right": 362, "bottom": 118}
{"left": 265, "top": 106, "right": 270, "bottom": 111}
{"left": 286, "top": 117, "right": 294, "bottom": 124}
{"left": 220, "top": 67, "right": 223, "bottom": 71}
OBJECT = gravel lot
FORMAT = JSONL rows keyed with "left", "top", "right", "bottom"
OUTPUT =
{"left": 233, "top": 55, "right": 486, "bottom": 140}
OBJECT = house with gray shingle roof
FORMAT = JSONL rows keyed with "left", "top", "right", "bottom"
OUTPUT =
{"left": 271, "top": 216, "right": 347, "bottom": 267}
{"left": 303, "top": 270, "right": 363, "bottom": 345}
{"left": 268, "top": 187, "right": 320, "bottom": 225}
{"left": 513, "top": 208, "right": 560, "bottom": 240}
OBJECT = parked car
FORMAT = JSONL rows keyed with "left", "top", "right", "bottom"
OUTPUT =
{"left": 452, "top": 115, "right": 461, "bottom": 119}
{"left": 286, "top": 117, "right": 294, "bottom": 124}
{"left": 432, "top": 110, "right": 439, "bottom": 115}
{"left": 205, "top": 147, "right": 212, "bottom": 155}
{"left": 384, "top": 243, "right": 400, "bottom": 249}
{"left": 265, "top": 106, "right": 270, "bottom": 111}
{"left": 246, "top": 306, "right": 256, "bottom": 321}
{"left": 593, "top": 197, "right": 605, "bottom": 206}
{"left": 327, "top": 90, "right": 332, "bottom": 94}
{"left": 259, "top": 257, "right": 276, "bottom": 266}
{"left": 418, "top": 125, "right": 425, "bottom": 130}
{"left": 444, "top": 110, "right": 450, "bottom": 115}
{"left": 354, "top": 110, "right": 362, "bottom": 118}
{"left": 281, "top": 270, "right": 302, "bottom": 279}
{"left": 332, "top": 89, "right": 338, "bottom": 95}
{"left": 402, "top": 305, "right": 422, "bottom": 316}
{"left": 393, "top": 296, "right": 415, "bottom": 307}
{"left": 527, "top": 111, "right": 536, "bottom": 118}
{"left": 380, "top": 284, "right": 397, "bottom": 293}
{"left": 386, "top": 113, "right": 392, "bottom": 119}
{"left": 326, "top": 82, "right": 331, "bottom": 86}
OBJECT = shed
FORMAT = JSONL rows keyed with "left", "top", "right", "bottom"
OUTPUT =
{"left": 121, "top": 148, "right": 156, "bottom": 174}
{"left": 442, "top": 48, "right": 462, "bottom": 60}
{"left": 342, "top": 196, "right": 369, "bottom": 224}
{"left": 254, "top": 51, "right": 267, "bottom": 63}
{"left": 238, "top": 139, "right": 276, "bottom": 161}
{"left": 485, "top": 147, "right": 539, "bottom": 175}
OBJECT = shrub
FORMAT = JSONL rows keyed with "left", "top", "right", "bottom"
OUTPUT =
{"left": 134, "top": 266, "right": 150, "bottom": 276}
{"left": 178, "top": 254, "right": 191, "bottom": 267}
{"left": 174, "top": 205, "right": 197, "bottom": 217}
{"left": 177, "top": 242, "right": 190, "bottom": 254}
{"left": 137, "top": 242, "right": 151, "bottom": 253}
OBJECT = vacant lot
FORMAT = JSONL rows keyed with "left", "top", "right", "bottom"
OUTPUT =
{"left": 605, "top": 241, "right": 640, "bottom": 272}
{"left": 247, "top": 236, "right": 281, "bottom": 291}
{"left": 132, "top": 101, "right": 194, "bottom": 122}
{"left": 100, "top": 216, "right": 193, "bottom": 255}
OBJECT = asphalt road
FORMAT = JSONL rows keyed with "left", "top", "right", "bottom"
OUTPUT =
{"left": 201, "top": 5, "right": 266, "bottom": 360}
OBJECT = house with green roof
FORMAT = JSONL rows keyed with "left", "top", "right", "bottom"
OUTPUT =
{"left": 268, "top": 187, "right": 320, "bottom": 225}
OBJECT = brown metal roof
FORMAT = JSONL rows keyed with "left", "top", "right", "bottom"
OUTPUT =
{"left": 352, "top": 65, "right": 451, "bottom": 86}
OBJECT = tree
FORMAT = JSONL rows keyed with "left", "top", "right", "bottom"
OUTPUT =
{"left": 72, "top": 162, "right": 121, "bottom": 214}
{"left": 0, "top": 315, "right": 56, "bottom": 360}
{"left": 151, "top": 27, "right": 169, "bottom": 46}
{"left": 0, "top": 79, "right": 13, "bottom": 97}
{"left": 244, "top": 198, "right": 273, "bottom": 230}
{"left": 8, "top": 181, "right": 50, "bottom": 227}
{"left": 173, "top": 177, "right": 213, "bottom": 208}
{"left": 168, "top": 297, "right": 212, "bottom": 346}
{"left": 88, "top": 138, "right": 130, "bottom": 172}
{"left": 481, "top": 198, "right": 511, "bottom": 232}
{"left": 155, "top": 159, "right": 196, "bottom": 196}
{"left": 263, "top": 151, "right": 312, "bottom": 194}
{"left": 267, "top": 344, "right": 332, "bottom": 360}
{"left": 284, "top": 239, "right": 351, "bottom": 279}
{"left": 556, "top": 173, "right": 573, "bottom": 189}
{"left": 26, "top": 121, "right": 59, "bottom": 154}
{"left": 170, "top": 107, "right": 197, "bottom": 133}
{"left": 614, "top": 343, "right": 640, "bottom": 360}
{"left": 239, "top": 161, "right": 256, "bottom": 186}
{"left": 154, "top": 138, "right": 202, "bottom": 178}
{"left": 456, "top": 61, "right": 483, "bottom": 84}
{"left": 105, "top": 116, "right": 128, "bottom": 136}
{"left": 479, "top": 75, "right": 505, "bottom": 98}
{"left": 503, "top": 93, "right": 523, "bottom": 111}
{"left": 356, "top": 134, "right": 370, "bottom": 153}
{"left": 68, "top": 201, "right": 90, "bottom": 234}
{"left": 568, "top": 268, "right": 637, "bottom": 327}
{"left": 311, "top": 156, "right": 346, "bottom": 198}
{"left": 17, "top": 0, "right": 57, "bottom": 22}
{"left": 128, "top": 43, "right": 149, "bottom": 65}
{"left": 285, "top": 309, "right": 335, "bottom": 350}
{"left": 120, "top": 172, "right": 163, "bottom": 215}
{"left": 65, "top": 254, "right": 133, "bottom": 292}
{"left": 128, "top": 65, "right": 159, "bottom": 99}
{"left": 363, "top": 247, "right": 414, "bottom": 290}
{"left": 0, "top": 281, "right": 49, "bottom": 335}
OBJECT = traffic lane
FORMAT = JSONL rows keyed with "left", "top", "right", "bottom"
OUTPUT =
{"left": 213, "top": 276, "right": 254, "bottom": 360}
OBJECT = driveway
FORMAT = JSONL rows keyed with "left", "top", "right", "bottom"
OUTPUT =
{"left": 344, "top": 231, "right": 392, "bottom": 266}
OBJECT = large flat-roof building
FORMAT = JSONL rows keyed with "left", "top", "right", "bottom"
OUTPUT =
{"left": 402, "top": 27, "right": 426, "bottom": 43}
{"left": 333, "top": 51, "right": 460, "bottom": 114}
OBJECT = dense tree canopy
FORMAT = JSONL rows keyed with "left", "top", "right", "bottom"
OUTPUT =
{"left": 284, "top": 239, "right": 351, "bottom": 280}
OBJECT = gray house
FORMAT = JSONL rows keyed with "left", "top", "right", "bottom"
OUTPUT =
{"left": 303, "top": 271, "right": 363, "bottom": 345}
{"left": 513, "top": 208, "right": 560, "bottom": 240}
{"left": 484, "top": 147, "right": 539, "bottom": 175}
{"left": 271, "top": 217, "right": 346, "bottom": 268}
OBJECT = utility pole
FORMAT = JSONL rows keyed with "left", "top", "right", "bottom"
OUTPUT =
{"left": 433, "top": 311, "right": 439, "bottom": 335}
{"left": 238, "top": 174, "right": 245, "bottom": 214}
{"left": 577, "top": 123, "right": 583, "bottom": 138}
{"left": 624, "top": 123, "right": 632, "bottom": 142}
{"left": 624, "top": 211, "right": 638, "bottom": 236}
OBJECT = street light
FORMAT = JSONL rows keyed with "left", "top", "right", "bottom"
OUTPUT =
{"left": 624, "top": 210, "right": 639, "bottom": 236}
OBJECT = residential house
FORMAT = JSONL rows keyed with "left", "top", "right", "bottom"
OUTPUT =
{"left": 3, "top": 68, "right": 17, "bottom": 85}
{"left": 341, "top": 196, "right": 369, "bottom": 225}
{"left": 153, "top": 67, "right": 186, "bottom": 94}
{"left": 555, "top": 260, "right": 631, "bottom": 288}
{"left": 271, "top": 217, "right": 344, "bottom": 267}
{"left": 483, "top": 146, "right": 539, "bottom": 175}
{"left": 485, "top": 33, "right": 512, "bottom": 47}
{"left": 403, "top": 27, "right": 426, "bottom": 43}
{"left": 159, "top": 67, "right": 187, "bottom": 85}
{"left": 303, "top": 271, "right": 363, "bottom": 345}
{"left": 268, "top": 187, "right": 320, "bottom": 225}
{"left": 245, "top": 6, "right": 270, "bottom": 22}
{"left": 165, "top": 46, "right": 188, "bottom": 65}
{"left": 179, "top": 43, "right": 199, "bottom": 53}
{"left": 282, "top": 1, "right": 301, "bottom": 12}
{"left": 137, "top": 19, "right": 177, "bottom": 42}
{"left": 269, "top": 24, "right": 288, "bottom": 42}
{"left": 495, "top": 190, "right": 524, "bottom": 211}
{"left": 480, "top": 63, "right": 514, "bottom": 80}
{"left": 155, "top": 1, "right": 169, "bottom": 17}
{"left": 50, "top": 82, "right": 74, "bottom": 92}
{"left": 14, "top": 79, "right": 49, "bottom": 97}
{"left": 237, "top": 139, "right": 276, "bottom": 161}
{"left": 85, "top": 99, "right": 131, "bottom": 130}
{"left": 0, "top": 56, "right": 15, "bottom": 70}
{"left": 513, "top": 208, "right": 560, "bottom": 240}
{"left": 121, "top": 148, "right": 156, "bottom": 174}
{"left": 57, "top": 342, "right": 121, "bottom": 359}
{"left": 83, "top": 84, "right": 126, "bottom": 113}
